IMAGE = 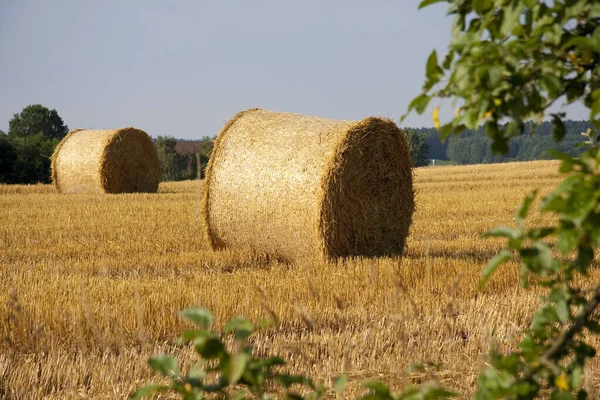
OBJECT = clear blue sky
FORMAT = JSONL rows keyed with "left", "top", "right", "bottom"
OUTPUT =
{"left": 0, "top": 1, "right": 588, "bottom": 140}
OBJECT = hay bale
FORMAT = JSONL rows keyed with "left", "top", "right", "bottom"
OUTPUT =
{"left": 201, "top": 109, "right": 414, "bottom": 261}
{"left": 51, "top": 128, "right": 160, "bottom": 194}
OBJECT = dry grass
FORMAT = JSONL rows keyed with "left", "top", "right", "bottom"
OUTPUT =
{"left": 2, "top": 160, "right": 600, "bottom": 399}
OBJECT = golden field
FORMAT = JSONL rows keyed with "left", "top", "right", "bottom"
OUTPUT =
{"left": 1, "top": 160, "right": 599, "bottom": 399}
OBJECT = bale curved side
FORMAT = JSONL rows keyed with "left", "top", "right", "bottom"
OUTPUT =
{"left": 51, "top": 129, "right": 85, "bottom": 193}
{"left": 201, "top": 108, "right": 261, "bottom": 250}
{"left": 52, "top": 128, "right": 160, "bottom": 194}
{"left": 202, "top": 109, "right": 415, "bottom": 261}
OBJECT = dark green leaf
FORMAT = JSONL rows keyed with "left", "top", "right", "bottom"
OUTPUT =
{"left": 426, "top": 50, "right": 440, "bottom": 81}
{"left": 418, "top": 0, "right": 446, "bottom": 9}
{"left": 407, "top": 94, "right": 432, "bottom": 115}
{"left": 517, "top": 190, "right": 537, "bottom": 225}
{"left": 148, "top": 354, "right": 179, "bottom": 378}
{"left": 364, "top": 381, "right": 392, "bottom": 396}
{"left": 483, "top": 226, "right": 517, "bottom": 239}
{"left": 196, "top": 337, "right": 225, "bottom": 359}
{"left": 129, "top": 383, "right": 168, "bottom": 400}
{"left": 181, "top": 308, "right": 213, "bottom": 329}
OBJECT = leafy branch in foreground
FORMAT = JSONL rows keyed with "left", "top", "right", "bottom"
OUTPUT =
{"left": 131, "top": 308, "right": 455, "bottom": 400}
{"left": 406, "top": 0, "right": 600, "bottom": 398}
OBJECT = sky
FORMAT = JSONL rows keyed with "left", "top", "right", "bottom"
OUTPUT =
{"left": 0, "top": 1, "right": 589, "bottom": 140}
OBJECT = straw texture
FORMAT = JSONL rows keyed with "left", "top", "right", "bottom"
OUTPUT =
{"left": 201, "top": 109, "right": 414, "bottom": 261}
{"left": 51, "top": 128, "right": 160, "bottom": 194}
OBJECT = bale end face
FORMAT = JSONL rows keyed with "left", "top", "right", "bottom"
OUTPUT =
{"left": 319, "top": 117, "right": 414, "bottom": 259}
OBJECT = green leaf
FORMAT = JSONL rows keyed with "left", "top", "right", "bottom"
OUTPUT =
{"left": 442, "top": 51, "right": 455, "bottom": 69}
{"left": 426, "top": 50, "right": 440, "bottom": 81}
{"left": 472, "top": 0, "right": 493, "bottom": 14}
{"left": 480, "top": 249, "right": 512, "bottom": 289}
{"left": 228, "top": 351, "right": 250, "bottom": 385}
{"left": 181, "top": 329, "right": 215, "bottom": 341}
{"left": 181, "top": 308, "right": 213, "bottom": 329}
{"left": 483, "top": 226, "right": 517, "bottom": 239}
{"left": 129, "top": 383, "right": 168, "bottom": 400}
{"left": 555, "top": 299, "right": 570, "bottom": 324}
{"left": 224, "top": 317, "right": 255, "bottom": 336}
{"left": 571, "top": 365, "right": 585, "bottom": 389}
{"left": 500, "top": 4, "right": 522, "bottom": 36}
{"left": 407, "top": 94, "right": 432, "bottom": 115}
{"left": 195, "top": 337, "right": 225, "bottom": 359}
{"left": 364, "top": 381, "right": 392, "bottom": 396}
{"left": 541, "top": 75, "right": 562, "bottom": 98}
{"left": 517, "top": 190, "right": 537, "bottom": 225}
{"left": 187, "top": 360, "right": 206, "bottom": 380}
{"left": 148, "top": 354, "right": 179, "bottom": 378}
{"left": 334, "top": 375, "right": 348, "bottom": 396}
{"left": 551, "top": 391, "right": 574, "bottom": 400}
{"left": 528, "top": 227, "right": 555, "bottom": 240}
{"left": 418, "top": 0, "right": 446, "bottom": 9}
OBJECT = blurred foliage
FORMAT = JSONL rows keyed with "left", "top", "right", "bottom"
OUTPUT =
{"left": 405, "top": 0, "right": 600, "bottom": 398}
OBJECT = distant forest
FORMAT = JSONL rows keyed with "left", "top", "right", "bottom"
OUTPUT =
{"left": 410, "top": 120, "right": 594, "bottom": 165}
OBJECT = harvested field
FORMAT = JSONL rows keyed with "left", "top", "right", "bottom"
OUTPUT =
{"left": 2, "top": 160, "right": 600, "bottom": 398}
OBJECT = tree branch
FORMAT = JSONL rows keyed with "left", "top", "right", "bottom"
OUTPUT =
{"left": 538, "top": 284, "right": 600, "bottom": 376}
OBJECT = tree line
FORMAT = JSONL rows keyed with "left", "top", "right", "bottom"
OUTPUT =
{"left": 0, "top": 104, "right": 595, "bottom": 185}
{"left": 0, "top": 104, "right": 215, "bottom": 184}
{"left": 412, "top": 119, "right": 594, "bottom": 165}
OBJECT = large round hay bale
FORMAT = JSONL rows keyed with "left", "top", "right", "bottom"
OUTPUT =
{"left": 51, "top": 128, "right": 161, "bottom": 194}
{"left": 201, "top": 109, "right": 415, "bottom": 261}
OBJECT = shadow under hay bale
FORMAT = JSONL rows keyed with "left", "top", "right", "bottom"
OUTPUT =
{"left": 202, "top": 109, "right": 415, "bottom": 261}
{"left": 51, "top": 128, "right": 161, "bottom": 194}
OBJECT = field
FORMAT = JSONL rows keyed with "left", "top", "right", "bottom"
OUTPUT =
{"left": 2, "top": 160, "right": 600, "bottom": 399}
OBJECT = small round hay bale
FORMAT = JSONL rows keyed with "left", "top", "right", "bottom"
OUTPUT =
{"left": 202, "top": 109, "right": 415, "bottom": 261}
{"left": 51, "top": 128, "right": 160, "bottom": 194}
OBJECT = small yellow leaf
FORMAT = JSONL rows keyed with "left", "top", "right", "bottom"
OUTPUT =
{"left": 482, "top": 111, "right": 493, "bottom": 120}
{"left": 555, "top": 373, "right": 569, "bottom": 391}
{"left": 455, "top": 107, "right": 461, "bottom": 118}
{"left": 493, "top": 99, "right": 502, "bottom": 106}
{"left": 583, "top": 48, "right": 592, "bottom": 65}
{"left": 433, "top": 106, "right": 440, "bottom": 129}
{"left": 568, "top": 53, "right": 579, "bottom": 66}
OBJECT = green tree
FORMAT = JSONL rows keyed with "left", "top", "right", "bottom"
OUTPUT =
{"left": 8, "top": 104, "right": 68, "bottom": 140}
{"left": 156, "top": 136, "right": 180, "bottom": 181}
{"left": 10, "top": 133, "right": 60, "bottom": 184}
{"left": 405, "top": 129, "right": 430, "bottom": 166}
{"left": 4, "top": 105, "right": 67, "bottom": 183}
{"left": 0, "top": 133, "right": 16, "bottom": 183}
{"left": 196, "top": 137, "right": 214, "bottom": 178}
